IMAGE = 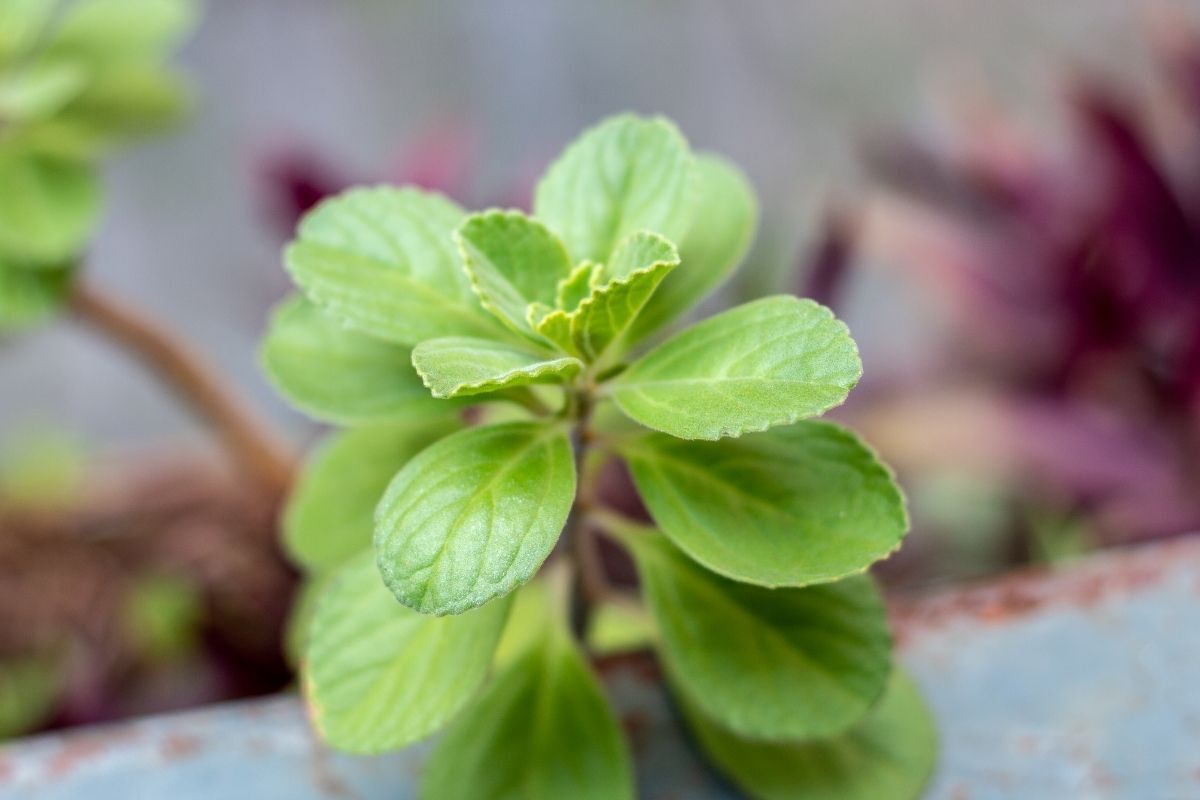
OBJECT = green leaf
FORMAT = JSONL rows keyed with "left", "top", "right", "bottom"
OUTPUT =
{"left": 285, "top": 186, "right": 507, "bottom": 346}
{"left": 571, "top": 231, "right": 679, "bottom": 359}
{"left": 627, "top": 153, "right": 758, "bottom": 344}
{"left": 529, "top": 304, "right": 579, "bottom": 357}
{"left": 534, "top": 114, "right": 694, "bottom": 263}
{"left": 283, "top": 419, "right": 460, "bottom": 575}
{"left": 678, "top": 669, "right": 937, "bottom": 800}
{"left": 0, "top": 257, "right": 73, "bottom": 329}
{"left": 0, "top": 150, "right": 100, "bottom": 263}
{"left": 586, "top": 595, "right": 656, "bottom": 657}
{"left": 46, "top": 0, "right": 198, "bottom": 61}
{"left": 375, "top": 421, "right": 575, "bottom": 615}
{"left": 0, "top": 0, "right": 56, "bottom": 61}
{"left": 621, "top": 528, "right": 890, "bottom": 739}
{"left": 62, "top": 64, "right": 191, "bottom": 137}
{"left": 304, "top": 552, "right": 511, "bottom": 754}
{"left": 0, "top": 61, "right": 88, "bottom": 122}
{"left": 456, "top": 210, "right": 573, "bottom": 336}
{"left": 609, "top": 295, "right": 860, "bottom": 439}
{"left": 422, "top": 619, "right": 633, "bottom": 800}
{"left": 622, "top": 421, "right": 908, "bottom": 587}
{"left": 556, "top": 260, "right": 598, "bottom": 311}
{"left": 412, "top": 336, "right": 582, "bottom": 399}
{"left": 261, "top": 295, "right": 444, "bottom": 424}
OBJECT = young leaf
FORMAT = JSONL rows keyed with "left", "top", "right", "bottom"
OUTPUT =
{"left": 283, "top": 418, "right": 460, "bottom": 575}
{"left": 375, "top": 421, "right": 575, "bottom": 615}
{"left": 609, "top": 295, "right": 861, "bottom": 439}
{"left": 0, "top": 257, "right": 73, "bottom": 329}
{"left": 622, "top": 422, "right": 907, "bottom": 587}
{"left": 570, "top": 231, "right": 679, "bottom": 359}
{"left": 678, "top": 669, "right": 937, "bottom": 800}
{"left": 304, "top": 552, "right": 510, "bottom": 754}
{"left": 534, "top": 114, "right": 694, "bottom": 263}
{"left": 422, "top": 620, "right": 633, "bottom": 800}
{"left": 0, "top": 150, "right": 100, "bottom": 263}
{"left": 412, "top": 336, "right": 582, "bottom": 399}
{"left": 456, "top": 210, "right": 573, "bottom": 335}
{"left": 0, "top": 62, "right": 88, "bottom": 122}
{"left": 556, "top": 260, "right": 598, "bottom": 311}
{"left": 623, "top": 529, "right": 890, "bottom": 739}
{"left": 285, "top": 186, "right": 507, "bottom": 346}
{"left": 261, "top": 295, "right": 444, "bottom": 424}
{"left": 529, "top": 304, "right": 580, "bottom": 357}
{"left": 0, "top": 0, "right": 58, "bottom": 62}
{"left": 627, "top": 153, "right": 758, "bottom": 344}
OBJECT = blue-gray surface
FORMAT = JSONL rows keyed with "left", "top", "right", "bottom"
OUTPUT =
{"left": 2, "top": 536, "right": 1198, "bottom": 799}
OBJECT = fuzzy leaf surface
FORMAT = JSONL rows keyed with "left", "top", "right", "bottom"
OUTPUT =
{"left": 285, "top": 187, "right": 506, "bottom": 346}
{"left": 622, "top": 422, "right": 907, "bottom": 587}
{"left": 571, "top": 231, "right": 678, "bottom": 359}
{"left": 610, "top": 295, "right": 860, "bottom": 439}
{"left": 456, "top": 210, "right": 573, "bottom": 335}
{"left": 412, "top": 336, "right": 582, "bottom": 398}
{"left": 628, "top": 153, "right": 758, "bottom": 344}
{"left": 304, "top": 552, "right": 510, "bottom": 754}
{"left": 375, "top": 422, "right": 575, "bottom": 615}
{"left": 534, "top": 114, "right": 693, "bottom": 263}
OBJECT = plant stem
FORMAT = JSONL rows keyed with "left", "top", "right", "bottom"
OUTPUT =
{"left": 69, "top": 281, "right": 295, "bottom": 496}
{"left": 565, "top": 387, "right": 605, "bottom": 642}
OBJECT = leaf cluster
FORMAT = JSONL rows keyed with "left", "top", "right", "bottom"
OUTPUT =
{"left": 0, "top": 0, "right": 195, "bottom": 328}
{"left": 265, "top": 114, "right": 934, "bottom": 798}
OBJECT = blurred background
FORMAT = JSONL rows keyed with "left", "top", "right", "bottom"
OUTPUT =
{"left": 4, "top": 0, "right": 1200, "bottom": 737}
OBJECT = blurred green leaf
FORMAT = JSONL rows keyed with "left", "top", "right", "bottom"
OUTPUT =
{"left": 0, "top": 149, "right": 100, "bottom": 262}
{"left": 305, "top": 552, "right": 510, "bottom": 754}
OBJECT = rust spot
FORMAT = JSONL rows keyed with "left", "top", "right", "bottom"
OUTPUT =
{"left": 888, "top": 536, "right": 1198, "bottom": 647}
{"left": 160, "top": 733, "right": 202, "bottom": 761}
{"left": 0, "top": 755, "right": 13, "bottom": 783}
{"left": 46, "top": 736, "right": 106, "bottom": 778}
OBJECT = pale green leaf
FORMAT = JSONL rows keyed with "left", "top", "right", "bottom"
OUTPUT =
{"left": 283, "top": 419, "right": 460, "bottom": 575}
{"left": 261, "top": 295, "right": 444, "bottom": 424}
{"left": 375, "top": 421, "right": 575, "bottom": 615}
{"left": 622, "top": 421, "right": 908, "bottom": 587}
{"left": 0, "top": 150, "right": 100, "bottom": 262}
{"left": 529, "top": 303, "right": 579, "bottom": 356}
{"left": 534, "top": 114, "right": 694, "bottom": 263}
{"left": 47, "top": 0, "right": 198, "bottom": 61}
{"left": 62, "top": 64, "right": 191, "bottom": 136}
{"left": 556, "top": 260, "right": 598, "bottom": 311}
{"left": 628, "top": 153, "right": 758, "bottom": 344}
{"left": 0, "top": 62, "right": 88, "bottom": 122}
{"left": 679, "top": 669, "right": 937, "bottom": 800}
{"left": 622, "top": 528, "right": 890, "bottom": 739}
{"left": 305, "top": 552, "right": 511, "bottom": 754}
{"left": 570, "top": 230, "right": 678, "bottom": 359}
{"left": 285, "top": 186, "right": 507, "bottom": 346}
{"left": 422, "top": 620, "right": 633, "bottom": 800}
{"left": 610, "top": 295, "right": 861, "bottom": 439}
{"left": 0, "top": 0, "right": 56, "bottom": 61}
{"left": 412, "top": 336, "right": 582, "bottom": 399}
{"left": 0, "top": 257, "right": 73, "bottom": 329}
{"left": 456, "top": 210, "right": 573, "bottom": 335}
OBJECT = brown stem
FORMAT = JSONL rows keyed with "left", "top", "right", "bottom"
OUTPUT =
{"left": 69, "top": 281, "right": 295, "bottom": 496}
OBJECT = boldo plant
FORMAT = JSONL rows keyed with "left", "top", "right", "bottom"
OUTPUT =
{"left": 263, "top": 114, "right": 937, "bottom": 799}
